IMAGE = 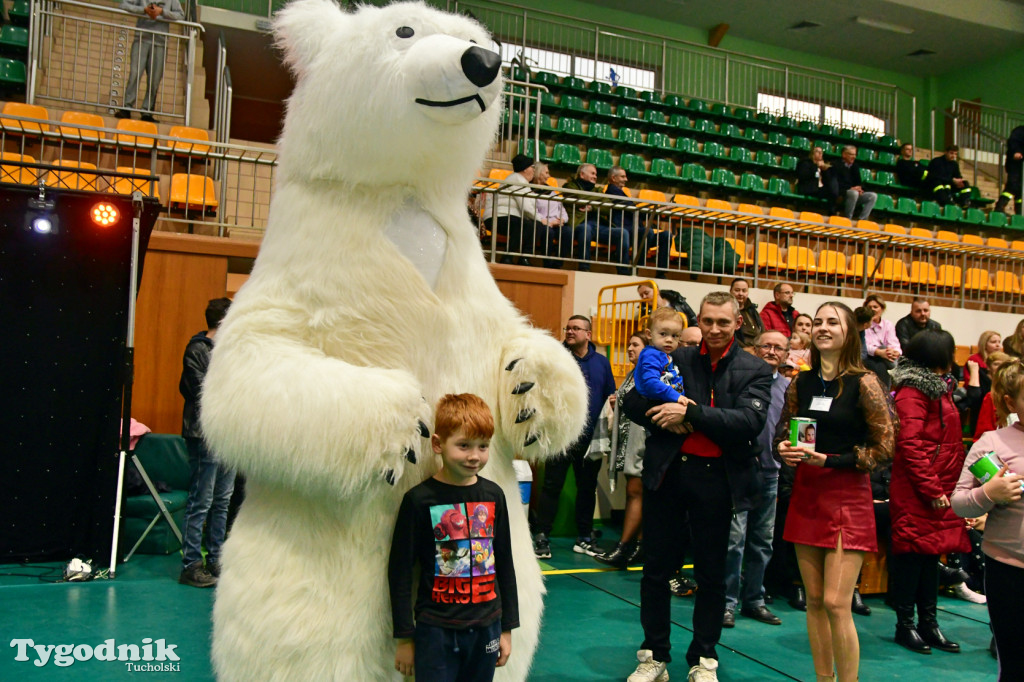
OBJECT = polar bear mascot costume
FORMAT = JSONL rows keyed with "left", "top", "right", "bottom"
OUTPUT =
{"left": 200, "top": 1, "right": 588, "bottom": 679}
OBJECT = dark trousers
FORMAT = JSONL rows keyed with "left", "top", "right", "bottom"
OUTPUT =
{"left": 640, "top": 455, "right": 733, "bottom": 666}
{"left": 986, "top": 557, "right": 1024, "bottom": 681}
{"left": 764, "top": 492, "right": 801, "bottom": 597}
{"left": 414, "top": 620, "right": 502, "bottom": 682}
{"left": 998, "top": 168, "right": 1023, "bottom": 214}
{"left": 888, "top": 552, "right": 940, "bottom": 622}
{"left": 532, "top": 437, "right": 601, "bottom": 539}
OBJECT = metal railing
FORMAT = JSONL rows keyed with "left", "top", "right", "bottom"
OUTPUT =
{"left": 212, "top": 31, "right": 233, "bottom": 214}
{"left": 0, "top": 112, "right": 276, "bottom": 235}
{"left": 447, "top": 0, "right": 904, "bottom": 137}
{"left": 949, "top": 99, "right": 1024, "bottom": 189}
{"left": 473, "top": 177, "right": 1024, "bottom": 310}
{"left": 496, "top": 78, "right": 543, "bottom": 166}
{"left": 28, "top": 0, "right": 204, "bottom": 124}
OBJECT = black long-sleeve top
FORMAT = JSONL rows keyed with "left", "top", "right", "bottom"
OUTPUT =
{"left": 388, "top": 476, "right": 519, "bottom": 638}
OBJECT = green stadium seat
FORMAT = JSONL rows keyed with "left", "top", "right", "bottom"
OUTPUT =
{"left": 754, "top": 150, "right": 779, "bottom": 168}
{"left": 555, "top": 116, "right": 586, "bottom": 140}
{"left": 857, "top": 148, "right": 876, "bottom": 163}
{"left": 588, "top": 121, "right": 615, "bottom": 143}
{"left": 618, "top": 104, "right": 642, "bottom": 121}
{"left": 892, "top": 197, "right": 917, "bottom": 215}
{"left": 638, "top": 91, "right": 660, "bottom": 107}
{"left": 668, "top": 113, "right": 690, "bottom": 130}
{"left": 733, "top": 108, "right": 754, "bottom": 121}
{"left": 916, "top": 200, "right": 942, "bottom": 220}
{"left": 643, "top": 109, "right": 668, "bottom": 129}
{"left": 586, "top": 147, "right": 614, "bottom": 173}
{"left": 838, "top": 129, "right": 856, "bottom": 141}
{"left": 790, "top": 136, "right": 811, "bottom": 152}
{"left": 551, "top": 143, "right": 582, "bottom": 167}
{"left": 768, "top": 177, "right": 800, "bottom": 198}
{"left": 875, "top": 171, "right": 896, "bottom": 187}
{"left": 873, "top": 193, "right": 895, "bottom": 213}
{"left": 819, "top": 124, "right": 837, "bottom": 137}
{"left": 510, "top": 68, "right": 529, "bottom": 82}
{"left": 589, "top": 99, "right": 615, "bottom": 120}
{"left": 1012, "top": 215, "right": 1024, "bottom": 231}
{"left": 663, "top": 94, "right": 687, "bottom": 112}
{"left": 529, "top": 112, "right": 556, "bottom": 134}
{"left": 563, "top": 76, "right": 588, "bottom": 92}
{"left": 968, "top": 186, "right": 994, "bottom": 206}
{"left": 767, "top": 131, "right": 789, "bottom": 147}
{"left": 728, "top": 146, "right": 752, "bottom": 164}
{"left": 877, "top": 152, "right": 896, "bottom": 166}
{"left": 0, "top": 57, "right": 28, "bottom": 92}
{"left": 986, "top": 211, "right": 1008, "bottom": 228}
{"left": 742, "top": 128, "right": 766, "bottom": 144}
{"left": 711, "top": 103, "right": 730, "bottom": 118}
{"left": 879, "top": 135, "right": 898, "bottom": 148}
{"left": 816, "top": 140, "right": 834, "bottom": 155}
{"left": 859, "top": 167, "right": 873, "bottom": 185}
{"left": 651, "top": 157, "right": 679, "bottom": 181}
{"left": 755, "top": 112, "right": 775, "bottom": 126}
{"left": 704, "top": 141, "right": 726, "bottom": 160}
{"left": 797, "top": 121, "right": 817, "bottom": 134}
{"left": 962, "top": 208, "right": 986, "bottom": 225}
{"left": 561, "top": 94, "right": 587, "bottom": 115}
{"left": 9, "top": 0, "right": 29, "bottom": 27}
{"left": 532, "top": 71, "right": 560, "bottom": 89}
{"left": 710, "top": 167, "right": 739, "bottom": 190}
{"left": 676, "top": 137, "right": 701, "bottom": 155}
{"left": 691, "top": 118, "right": 716, "bottom": 135}
{"left": 941, "top": 204, "right": 963, "bottom": 222}
{"left": 776, "top": 116, "right": 795, "bottom": 129}
{"left": 619, "top": 152, "right": 651, "bottom": 179}
{"left": 688, "top": 99, "right": 710, "bottom": 114}
{"left": 682, "top": 162, "right": 712, "bottom": 186}
{"left": 0, "top": 26, "right": 29, "bottom": 57}
{"left": 518, "top": 138, "right": 552, "bottom": 163}
{"left": 588, "top": 80, "right": 614, "bottom": 99}
{"left": 615, "top": 86, "right": 640, "bottom": 101}
{"left": 857, "top": 132, "right": 878, "bottom": 145}
{"left": 617, "top": 126, "right": 647, "bottom": 149}
{"left": 778, "top": 155, "right": 798, "bottom": 171}
{"left": 647, "top": 131, "right": 673, "bottom": 152}
{"left": 740, "top": 172, "right": 770, "bottom": 194}
{"left": 539, "top": 90, "right": 560, "bottom": 111}
{"left": 721, "top": 123, "right": 742, "bottom": 139}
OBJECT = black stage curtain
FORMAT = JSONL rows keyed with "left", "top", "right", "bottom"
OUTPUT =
{"left": 0, "top": 188, "right": 155, "bottom": 562}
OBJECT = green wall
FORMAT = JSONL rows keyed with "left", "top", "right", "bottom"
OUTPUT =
{"left": 929, "top": 49, "right": 1024, "bottom": 114}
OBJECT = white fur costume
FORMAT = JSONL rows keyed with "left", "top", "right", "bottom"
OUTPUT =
{"left": 200, "top": 2, "right": 588, "bottom": 679}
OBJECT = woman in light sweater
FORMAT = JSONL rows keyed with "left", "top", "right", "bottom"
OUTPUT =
{"left": 952, "top": 358, "right": 1024, "bottom": 681}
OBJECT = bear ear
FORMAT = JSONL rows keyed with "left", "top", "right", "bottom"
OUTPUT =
{"left": 273, "top": 0, "right": 348, "bottom": 77}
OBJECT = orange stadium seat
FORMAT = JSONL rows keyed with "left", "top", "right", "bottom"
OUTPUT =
{"left": 1, "top": 101, "right": 50, "bottom": 133}
{"left": 993, "top": 270, "right": 1021, "bottom": 294}
{"left": 1012, "top": 240, "right": 1024, "bottom": 252}
{"left": 910, "top": 261, "right": 938, "bottom": 287}
{"left": 875, "top": 257, "right": 910, "bottom": 283}
{"left": 736, "top": 203, "right": 764, "bottom": 216}
{"left": 883, "top": 223, "right": 907, "bottom": 236}
{"left": 116, "top": 119, "right": 158, "bottom": 147}
{"left": 768, "top": 206, "right": 795, "bottom": 222}
{"left": 168, "top": 126, "right": 211, "bottom": 154}
{"left": 937, "top": 264, "right": 962, "bottom": 288}
{"left": 110, "top": 166, "right": 161, "bottom": 201}
{"left": 756, "top": 242, "right": 784, "bottom": 269}
{"left": 488, "top": 168, "right": 512, "bottom": 181}
{"left": 964, "top": 268, "right": 990, "bottom": 291}
{"left": 59, "top": 111, "right": 105, "bottom": 141}
{"left": 0, "top": 151, "right": 35, "bottom": 183}
{"left": 936, "top": 230, "right": 960, "bottom": 242}
{"left": 818, "top": 250, "right": 847, "bottom": 276}
{"left": 856, "top": 219, "right": 880, "bottom": 231}
{"left": 45, "top": 160, "right": 98, "bottom": 191}
{"left": 169, "top": 173, "right": 218, "bottom": 212}
{"left": 962, "top": 234, "right": 984, "bottom": 246}
{"left": 908, "top": 227, "right": 932, "bottom": 239}
{"left": 847, "top": 254, "right": 877, "bottom": 280}
{"left": 797, "top": 211, "right": 824, "bottom": 224}
{"left": 724, "top": 238, "right": 752, "bottom": 266}
{"left": 785, "top": 245, "right": 817, "bottom": 272}
{"left": 988, "top": 237, "right": 1009, "bottom": 249}
{"left": 673, "top": 194, "right": 700, "bottom": 207}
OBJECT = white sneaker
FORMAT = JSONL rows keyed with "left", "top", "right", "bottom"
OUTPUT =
{"left": 686, "top": 657, "right": 718, "bottom": 682}
{"left": 627, "top": 649, "right": 669, "bottom": 682}
{"left": 952, "top": 582, "right": 987, "bottom": 604}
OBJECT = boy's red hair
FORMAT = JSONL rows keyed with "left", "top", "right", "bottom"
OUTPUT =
{"left": 434, "top": 394, "right": 494, "bottom": 442}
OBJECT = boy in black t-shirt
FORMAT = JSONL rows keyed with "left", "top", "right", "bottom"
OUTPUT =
{"left": 388, "top": 394, "right": 519, "bottom": 681}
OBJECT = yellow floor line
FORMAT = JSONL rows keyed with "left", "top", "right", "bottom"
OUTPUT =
{"left": 541, "top": 564, "right": 694, "bottom": 576}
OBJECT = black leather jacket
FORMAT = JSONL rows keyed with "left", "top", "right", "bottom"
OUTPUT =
{"left": 622, "top": 340, "right": 773, "bottom": 512}
{"left": 179, "top": 332, "right": 213, "bottom": 439}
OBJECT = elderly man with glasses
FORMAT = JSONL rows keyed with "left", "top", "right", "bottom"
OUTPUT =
{"left": 530, "top": 315, "right": 616, "bottom": 560}
{"left": 721, "top": 330, "right": 791, "bottom": 630}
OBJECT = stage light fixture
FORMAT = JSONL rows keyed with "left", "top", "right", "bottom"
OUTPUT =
{"left": 24, "top": 187, "right": 58, "bottom": 235}
{"left": 91, "top": 202, "right": 119, "bottom": 227}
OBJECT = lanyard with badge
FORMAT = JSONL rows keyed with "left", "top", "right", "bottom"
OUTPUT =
{"left": 809, "top": 371, "right": 833, "bottom": 412}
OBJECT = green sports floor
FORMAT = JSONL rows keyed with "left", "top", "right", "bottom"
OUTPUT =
{"left": 0, "top": 538, "right": 997, "bottom": 681}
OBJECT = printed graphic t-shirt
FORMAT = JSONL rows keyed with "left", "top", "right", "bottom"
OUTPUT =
{"left": 388, "top": 476, "right": 519, "bottom": 638}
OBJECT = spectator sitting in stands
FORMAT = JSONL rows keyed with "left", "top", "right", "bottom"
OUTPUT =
{"left": 927, "top": 145, "right": 972, "bottom": 208}
{"left": 895, "top": 143, "right": 927, "bottom": 191}
{"left": 481, "top": 154, "right": 540, "bottom": 266}
{"left": 895, "top": 297, "right": 942, "bottom": 351}
{"left": 833, "top": 145, "right": 878, "bottom": 220}
{"left": 760, "top": 282, "right": 798, "bottom": 337}
{"left": 796, "top": 146, "right": 836, "bottom": 202}
{"left": 563, "top": 163, "right": 627, "bottom": 273}
{"left": 116, "top": 0, "right": 185, "bottom": 123}
{"left": 532, "top": 162, "right": 578, "bottom": 267}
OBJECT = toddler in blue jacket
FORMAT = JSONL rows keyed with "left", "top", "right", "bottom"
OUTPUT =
{"left": 635, "top": 306, "right": 687, "bottom": 404}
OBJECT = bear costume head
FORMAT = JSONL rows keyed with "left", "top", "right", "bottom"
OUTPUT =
{"left": 274, "top": 0, "right": 503, "bottom": 190}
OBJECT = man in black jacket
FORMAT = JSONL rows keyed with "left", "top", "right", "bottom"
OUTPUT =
{"left": 895, "top": 143, "right": 927, "bottom": 191}
{"left": 622, "top": 291, "right": 772, "bottom": 682}
{"left": 895, "top": 297, "right": 943, "bottom": 350}
{"left": 996, "top": 125, "right": 1024, "bottom": 215}
{"left": 927, "top": 145, "right": 972, "bottom": 208}
{"left": 178, "top": 297, "right": 235, "bottom": 588}
{"left": 795, "top": 146, "right": 836, "bottom": 201}
{"left": 833, "top": 145, "right": 877, "bottom": 220}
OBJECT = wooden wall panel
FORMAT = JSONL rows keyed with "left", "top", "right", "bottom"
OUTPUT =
{"left": 490, "top": 264, "right": 574, "bottom": 338}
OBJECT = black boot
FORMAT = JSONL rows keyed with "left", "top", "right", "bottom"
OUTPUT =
{"left": 594, "top": 541, "right": 633, "bottom": 569}
{"left": 894, "top": 605, "right": 931, "bottom": 654}
{"left": 918, "top": 602, "right": 960, "bottom": 653}
{"left": 852, "top": 586, "right": 871, "bottom": 616}
{"left": 627, "top": 540, "right": 643, "bottom": 565}
{"left": 788, "top": 585, "right": 806, "bottom": 612}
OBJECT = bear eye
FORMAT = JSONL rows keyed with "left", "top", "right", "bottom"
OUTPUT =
{"left": 395, "top": 26, "right": 414, "bottom": 38}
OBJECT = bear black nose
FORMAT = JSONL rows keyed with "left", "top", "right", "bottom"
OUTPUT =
{"left": 461, "top": 46, "right": 501, "bottom": 87}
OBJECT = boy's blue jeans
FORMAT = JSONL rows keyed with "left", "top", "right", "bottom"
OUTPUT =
{"left": 181, "top": 437, "right": 236, "bottom": 568}
{"left": 414, "top": 620, "right": 502, "bottom": 682}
